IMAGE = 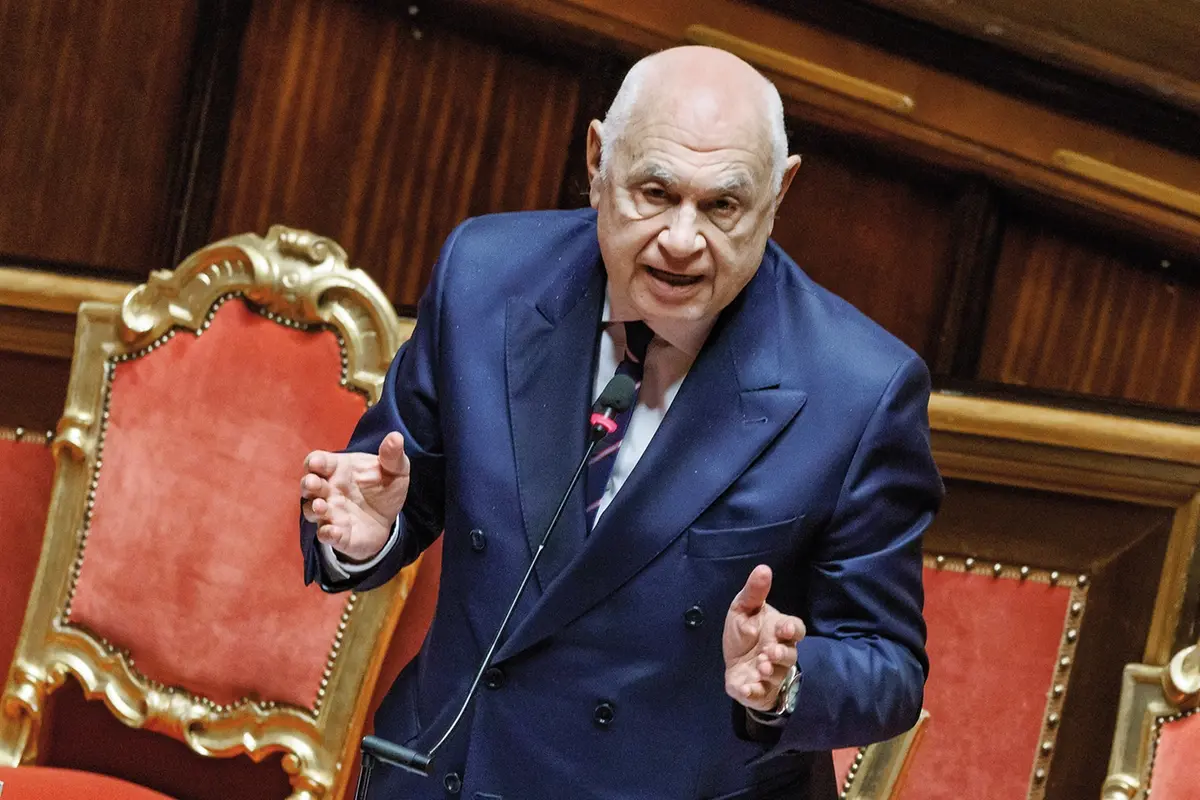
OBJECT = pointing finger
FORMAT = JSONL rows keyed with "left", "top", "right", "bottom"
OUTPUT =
{"left": 731, "top": 564, "right": 773, "bottom": 614}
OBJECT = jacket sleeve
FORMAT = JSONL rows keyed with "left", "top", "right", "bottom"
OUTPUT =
{"left": 300, "top": 220, "right": 475, "bottom": 593}
{"left": 773, "top": 355, "right": 941, "bottom": 751}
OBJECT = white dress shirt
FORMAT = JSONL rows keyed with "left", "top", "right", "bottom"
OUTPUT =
{"left": 320, "top": 289, "right": 714, "bottom": 579}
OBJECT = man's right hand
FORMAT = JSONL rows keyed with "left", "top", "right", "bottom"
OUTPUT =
{"left": 300, "top": 431, "right": 411, "bottom": 562}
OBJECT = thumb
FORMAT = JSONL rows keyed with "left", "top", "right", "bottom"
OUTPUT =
{"left": 732, "top": 564, "right": 772, "bottom": 614}
{"left": 378, "top": 432, "right": 409, "bottom": 477}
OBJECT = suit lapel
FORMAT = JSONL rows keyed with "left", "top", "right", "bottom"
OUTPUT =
{"left": 505, "top": 246, "right": 605, "bottom": 591}
{"left": 498, "top": 257, "right": 808, "bottom": 661}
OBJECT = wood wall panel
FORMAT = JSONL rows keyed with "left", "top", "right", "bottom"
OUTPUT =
{"left": 0, "top": 350, "right": 70, "bottom": 431}
{"left": 212, "top": 0, "right": 581, "bottom": 307}
{"left": 0, "top": 0, "right": 198, "bottom": 274}
{"left": 978, "top": 214, "right": 1200, "bottom": 411}
{"left": 772, "top": 133, "right": 961, "bottom": 360}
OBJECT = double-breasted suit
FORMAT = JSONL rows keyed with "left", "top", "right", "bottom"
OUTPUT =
{"left": 301, "top": 208, "right": 942, "bottom": 799}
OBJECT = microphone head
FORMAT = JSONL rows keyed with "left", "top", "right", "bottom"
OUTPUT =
{"left": 594, "top": 374, "right": 637, "bottom": 414}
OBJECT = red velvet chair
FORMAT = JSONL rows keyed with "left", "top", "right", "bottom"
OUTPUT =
{"left": 1103, "top": 642, "right": 1200, "bottom": 799}
{"left": 0, "top": 227, "right": 421, "bottom": 799}
{"left": 0, "top": 428, "right": 56, "bottom": 685}
{"left": 835, "top": 554, "right": 1085, "bottom": 799}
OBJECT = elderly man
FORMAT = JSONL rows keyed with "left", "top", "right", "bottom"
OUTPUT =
{"left": 300, "top": 45, "right": 941, "bottom": 799}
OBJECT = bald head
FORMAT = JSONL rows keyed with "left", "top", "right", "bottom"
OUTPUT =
{"left": 599, "top": 47, "right": 788, "bottom": 194}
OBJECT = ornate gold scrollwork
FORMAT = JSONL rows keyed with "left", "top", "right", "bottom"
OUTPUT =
{"left": 1101, "top": 643, "right": 1200, "bottom": 799}
{"left": 119, "top": 226, "right": 401, "bottom": 404}
{"left": 1164, "top": 644, "right": 1199, "bottom": 710}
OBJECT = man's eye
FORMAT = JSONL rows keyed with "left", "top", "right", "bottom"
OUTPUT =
{"left": 642, "top": 186, "right": 669, "bottom": 201}
{"left": 711, "top": 198, "right": 738, "bottom": 214}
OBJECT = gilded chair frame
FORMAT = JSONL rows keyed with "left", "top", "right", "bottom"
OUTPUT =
{"left": 1101, "top": 643, "right": 1199, "bottom": 799}
{"left": 836, "top": 394, "right": 1200, "bottom": 799}
{"left": 0, "top": 226, "right": 418, "bottom": 800}
{"left": 838, "top": 709, "right": 929, "bottom": 799}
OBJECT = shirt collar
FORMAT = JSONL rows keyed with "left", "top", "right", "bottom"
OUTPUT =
{"left": 601, "top": 285, "right": 715, "bottom": 358}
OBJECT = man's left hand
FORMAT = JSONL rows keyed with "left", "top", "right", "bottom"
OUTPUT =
{"left": 723, "top": 564, "right": 806, "bottom": 712}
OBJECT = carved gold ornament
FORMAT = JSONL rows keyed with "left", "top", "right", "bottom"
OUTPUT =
{"left": 1102, "top": 642, "right": 1200, "bottom": 799}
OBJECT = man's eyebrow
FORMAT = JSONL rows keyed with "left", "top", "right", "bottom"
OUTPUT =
{"left": 626, "top": 163, "right": 759, "bottom": 196}
{"left": 711, "top": 172, "right": 757, "bottom": 196}
{"left": 626, "top": 162, "right": 677, "bottom": 184}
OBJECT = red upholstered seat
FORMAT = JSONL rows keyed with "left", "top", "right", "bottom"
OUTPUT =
{"left": 0, "top": 765, "right": 172, "bottom": 799}
{"left": 1149, "top": 710, "right": 1200, "bottom": 799}
{"left": 898, "top": 560, "right": 1078, "bottom": 797}
{"left": 837, "top": 557, "right": 1081, "bottom": 798}
{"left": 0, "top": 431, "right": 55, "bottom": 680}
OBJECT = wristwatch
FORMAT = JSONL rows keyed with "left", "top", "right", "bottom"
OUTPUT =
{"left": 750, "top": 664, "right": 800, "bottom": 722}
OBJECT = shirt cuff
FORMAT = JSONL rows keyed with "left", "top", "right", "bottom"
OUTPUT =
{"left": 318, "top": 515, "right": 402, "bottom": 580}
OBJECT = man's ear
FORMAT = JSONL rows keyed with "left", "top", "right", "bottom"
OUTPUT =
{"left": 774, "top": 155, "right": 803, "bottom": 211}
{"left": 586, "top": 120, "right": 604, "bottom": 209}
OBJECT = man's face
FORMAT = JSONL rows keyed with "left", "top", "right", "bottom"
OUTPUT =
{"left": 588, "top": 100, "right": 785, "bottom": 324}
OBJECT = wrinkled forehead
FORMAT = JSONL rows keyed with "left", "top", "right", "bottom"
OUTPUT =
{"left": 615, "top": 87, "right": 773, "bottom": 182}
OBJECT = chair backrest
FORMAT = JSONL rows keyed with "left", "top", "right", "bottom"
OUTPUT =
{"left": 0, "top": 428, "right": 56, "bottom": 683}
{"left": 1103, "top": 643, "right": 1200, "bottom": 799}
{"left": 834, "top": 555, "right": 1084, "bottom": 799}
{"left": 0, "top": 226, "right": 420, "bottom": 799}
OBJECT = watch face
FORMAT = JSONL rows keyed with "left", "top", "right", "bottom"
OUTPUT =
{"left": 782, "top": 670, "right": 800, "bottom": 714}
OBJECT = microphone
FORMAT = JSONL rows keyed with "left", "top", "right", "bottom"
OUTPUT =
{"left": 354, "top": 375, "right": 638, "bottom": 796}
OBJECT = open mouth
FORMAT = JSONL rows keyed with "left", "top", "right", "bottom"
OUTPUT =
{"left": 645, "top": 266, "right": 703, "bottom": 287}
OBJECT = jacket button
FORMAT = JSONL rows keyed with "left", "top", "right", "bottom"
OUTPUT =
{"left": 483, "top": 666, "right": 505, "bottom": 690}
{"left": 593, "top": 701, "right": 615, "bottom": 728}
{"left": 443, "top": 771, "right": 462, "bottom": 794}
{"left": 470, "top": 529, "right": 486, "bottom": 552}
{"left": 684, "top": 605, "right": 704, "bottom": 629}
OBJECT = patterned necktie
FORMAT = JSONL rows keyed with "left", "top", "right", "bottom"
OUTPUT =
{"left": 586, "top": 320, "right": 653, "bottom": 530}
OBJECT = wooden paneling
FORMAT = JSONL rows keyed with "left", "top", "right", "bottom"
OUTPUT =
{"left": 468, "top": 0, "right": 1200, "bottom": 256}
{"left": 888, "top": 0, "right": 1200, "bottom": 85}
{"left": 212, "top": 0, "right": 581, "bottom": 307}
{"left": 978, "top": 212, "right": 1200, "bottom": 411}
{"left": 0, "top": 350, "right": 70, "bottom": 431}
{"left": 773, "top": 132, "right": 961, "bottom": 359}
{"left": 0, "top": 0, "right": 198, "bottom": 274}
{"left": 849, "top": 0, "right": 1200, "bottom": 115}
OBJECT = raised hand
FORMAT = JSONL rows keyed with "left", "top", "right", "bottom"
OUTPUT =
{"left": 723, "top": 565, "right": 806, "bottom": 712}
{"left": 300, "top": 431, "right": 411, "bottom": 561}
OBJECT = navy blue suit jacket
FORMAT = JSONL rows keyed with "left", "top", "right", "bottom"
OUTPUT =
{"left": 301, "top": 208, "right": 942, "bottom": 799}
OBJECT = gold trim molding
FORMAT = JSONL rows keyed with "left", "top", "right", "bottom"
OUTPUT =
{"left": 684, "top": 25, "right": 915, "bottom": 114}
{"left": 0, "top": 227, "right": 417, "bottom": 800}
{"left": 1053, "top": 150, "right": 1200, "bottom": 219}
{"left": 0, "top": 266, "right": 134, "bottom": 315}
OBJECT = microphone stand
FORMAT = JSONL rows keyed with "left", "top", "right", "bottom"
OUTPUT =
{"left": 352, "top": 377, "right": 634, "bottom": 798}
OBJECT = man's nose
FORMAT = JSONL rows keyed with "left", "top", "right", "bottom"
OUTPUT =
{"left": 658, "top": 205, "right": 705, "bottom": 260}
